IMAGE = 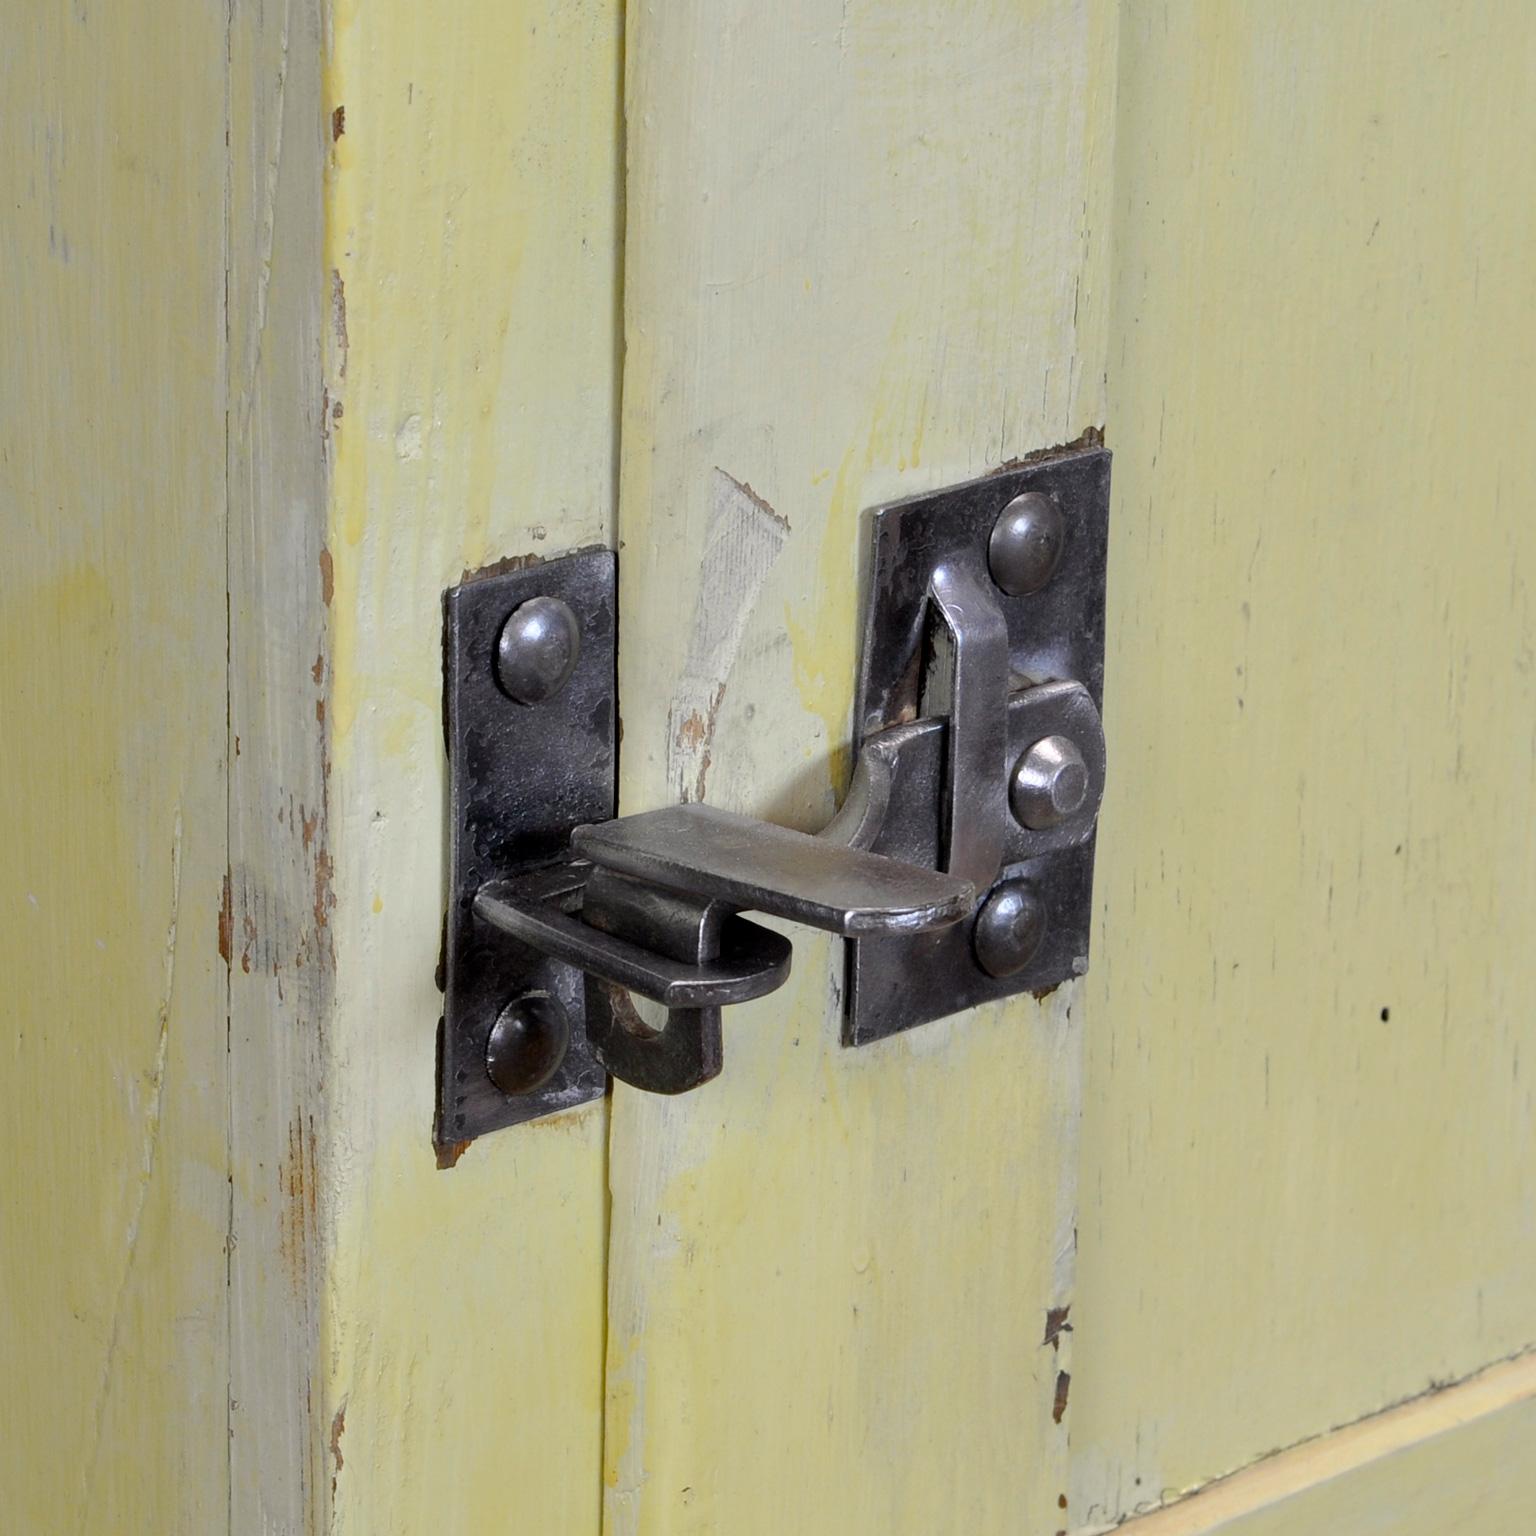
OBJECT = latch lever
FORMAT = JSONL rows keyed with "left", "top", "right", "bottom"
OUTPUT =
{"left": 573, "top": 804, "right": 974, "bottom": 937}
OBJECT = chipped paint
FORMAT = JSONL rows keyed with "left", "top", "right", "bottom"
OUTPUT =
{"left": 1044, "top": 1305, "right": 1073, "bottom": 1350}
{"left": 663, "top": 468, "right": 790, "bottom": 805}
{"left": 330, "top": 1398, "right": 348, "bottom": 1495}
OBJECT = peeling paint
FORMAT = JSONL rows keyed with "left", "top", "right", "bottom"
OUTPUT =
{"left": 329, "top": 269, "right": 348, "bottom": 379}
{"left": 330, "top": 1398, "right": 347, "bottom": 1495}
{"left": 1044, "top": 1305, "right": 1073, "bottom": 1351}
{"left": 663, "top": 468, "right": 790, "bottom": 805}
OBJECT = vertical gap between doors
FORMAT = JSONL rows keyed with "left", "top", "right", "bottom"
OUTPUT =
{"left": 598, "top": 1, "right": 629, "bottom": 1530}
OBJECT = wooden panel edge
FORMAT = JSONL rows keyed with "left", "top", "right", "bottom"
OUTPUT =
{"left": 1091, "top": 1350, "right": 1536, "bottom": 1536}
{"left": 227, "top": 0, "right": 331, "bottom": 1528}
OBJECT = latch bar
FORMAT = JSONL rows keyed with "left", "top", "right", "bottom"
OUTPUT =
{"left": 474, "top": 874, "right": 793, "bottom": 1009}
{"left": 573, "top": 803, "right": 975, "bottom": 936}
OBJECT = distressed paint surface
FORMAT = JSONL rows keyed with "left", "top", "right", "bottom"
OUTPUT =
{"left": 9, "top": 1, "right": 1535, "bottom": 1528}
{"left": 605, "top": 3, "right": 1116, "bottom": 1531}
{"left": 317, "top": 1, "right": 621, "bottom": 1530}
{"left": 227, "top": 0, "right": 331, "bottom": 1528}
{"left": 1073, "top": 3, "right": 1536, "bottom": 1527}
{"left": 0, "top": 3, "right": 231, "bottom": 1530}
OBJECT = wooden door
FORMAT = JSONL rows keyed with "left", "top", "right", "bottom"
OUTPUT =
{"left": 604, "top": 4, "right": 1536, "bottom": 1534}
{"left": 6, "top": 3, "right": 1535, "bottom": 1534}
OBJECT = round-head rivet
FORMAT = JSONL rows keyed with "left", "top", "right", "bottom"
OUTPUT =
{"left": 495, "top": 595, "right": 581, "bottom": 705}
{"left": 988, "top": 491, "right": 1065, "bottom": 596}
{"left": 486, "top": 991, "right": 571, "bottom": 1095}
{"left": 973, "top": 881, "right": 1049, "bottom": 979}
{"left": 1010, "top": 734, "right": 1089, "bottom": 830}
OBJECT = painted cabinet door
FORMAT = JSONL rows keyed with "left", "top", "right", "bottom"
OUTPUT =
{"left": 602, "top": 5, "right": 1536, "bottom": 1536}
{"left": 602, "top": 4, "right": 1109, "bottom": 1532}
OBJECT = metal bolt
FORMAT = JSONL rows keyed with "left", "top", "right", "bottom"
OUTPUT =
{"left": 973, "top": 881, "right": 1048, "bottom": 978}
{"left": 486, "top": 992, "right": 570, "bottom": 1095}
{"left": 988, "top": 491, "right": 1065, "bottom": 596}
{"left": 1010, "top": 734, "right": 1089, "bottom": 830}
{"left": 495, "top": 595, "right": 581, "bottom": 704}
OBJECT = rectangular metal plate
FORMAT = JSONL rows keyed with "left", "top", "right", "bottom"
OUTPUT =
{"left": 847, "top": 445, "right": 1111, "bottom": 1043}
{"left": 439, "top": 550, "right": 615, "bottom": 1147}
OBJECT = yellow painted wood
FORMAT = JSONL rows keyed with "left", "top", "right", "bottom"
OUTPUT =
{"left": 1097, "top": 1352, "right": 1536, "bottom": 1536}
{"left": 1073, "top": 3, "right": 1536, "bottom": 1527}
{"left": 12, "top": 3, "right": 1532, "bottom": 1530}
{"left": 605, "top": 3, "right": 1116, "bottom": 1532}
{"left": 227, "top": 0, "right": 330, "bottom": 1527}
{"left": 8, "top": 2, "right": 622, "bottom": 1526}
{"left": 0, "top": 4, "right": 231, "bottom": 1530}
{"left": 316, "top": 1, "right": 622, "bottom": 1530}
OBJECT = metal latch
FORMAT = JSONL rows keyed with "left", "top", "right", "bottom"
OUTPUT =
{"left": 438, "top": 445, "right": 1110, "bottom": 1145}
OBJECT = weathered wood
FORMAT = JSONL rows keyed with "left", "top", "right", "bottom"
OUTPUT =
{"left": 0, "top": 3, "right": 231, "bottom": 1528}
{"left": 7, "top": 2, "right": 624, "bottom": 1528}
{"left": 315, "top": 1, "right": 623, "bottom": 1529}
{"left": 605, "top": 3, "right": 1117, "bottom": 1531}
{"left": 12, "top": 2, "right": 1536, "bottom": 1529}
{"left": 1072, "top": 3, "right": 1536, "bottom": 1525}
{"left": 227, "top": 0, "right": 330, "bottom": 1528}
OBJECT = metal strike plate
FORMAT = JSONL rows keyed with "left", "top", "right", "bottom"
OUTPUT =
{"left": 438, "top": 550, "right": 616, "bottom": 1147}
{"left": 847, "top": 444, "right": 1111, "bottom": 1042}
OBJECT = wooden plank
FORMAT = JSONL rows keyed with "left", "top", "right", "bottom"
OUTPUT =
{"left": 1071, "top": 3, "right": 1536, "bottom": 1526}
{"left": 1092, "top": 1353, "right": 1536, "bottom": 1536}
{"left": 315, "top": 1, "right": 623, "bottom": 1529}
{"left": 0, "top": 3, "right": 231, "bottom": 1529}
{"left": 605, "top": 3, "right": 1118, "bottom": 1531}
{"left": 227, "top": 0, "right": 330, "bottom": 1528}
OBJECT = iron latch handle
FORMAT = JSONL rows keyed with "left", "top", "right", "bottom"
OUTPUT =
{"left": 478, "top": 804, "right": 975, "bottom": 1094}
{"left": 438, "top": 447, "right": 1111, "bottom": 1142}
{"left": 474, "top": 864, "right": 794, "bottom": 1011}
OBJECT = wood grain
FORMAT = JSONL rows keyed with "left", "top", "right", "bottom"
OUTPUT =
{"left": 0, "top": 3, "right": 231, "bottom": 1528}
{"left": 1072, "top": 4, "right": 1536, "bottom": 1525}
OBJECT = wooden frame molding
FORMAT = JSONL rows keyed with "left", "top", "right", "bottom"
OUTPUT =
{"left": 1091, "top": 1352, "right": 1536, "bottom": 1536}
